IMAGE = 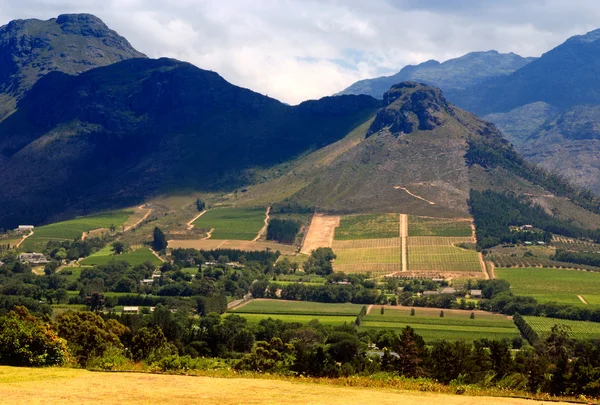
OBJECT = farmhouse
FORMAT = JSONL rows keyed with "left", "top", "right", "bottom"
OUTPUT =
{"left": 141, "top": 279, "right": 154, "bottom": 285}
{"left": 521, "top": 225, "right": 534, "bottom": 231}
{"left": 123, "top": 306, "right": 140, "bottom": 314}
{"left": 441, "top": 287, "right": 457, "bottom": 294}
{"left": 19, "top": 252, "right": 49, "bottom": 265}
{"left": 423, "top": 291, "right": 440, "bottom": 296}
{"left": 470, "top": 289, "right": 482, "bottom": 298}
{"left": 15, "top": 225, "right": 34, "bottom": 233}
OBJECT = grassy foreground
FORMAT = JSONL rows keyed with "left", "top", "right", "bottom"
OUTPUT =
{"left": 0, "top": 366, "right": 574, "bottom": 405}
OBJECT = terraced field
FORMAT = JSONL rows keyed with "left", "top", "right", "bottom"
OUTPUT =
{"left": 79, "top": 246, "right": 162, "bottom": 266}
{"left": 408, "top": 216, "right": 473, "bottom": 237}
{"left": 361, "top": 307, "right": 520, "bottom": 342}
{"left": 496, "top": 267, "right": 600, "bottom": 306}
{"left": 192, "top": 207, "right": 266, "bottom": 240}
{"left": 408, "top": 237, "right": 482, "bottom": 273}
{"left": 522, "top": 316, "right": 600, "bottom": 340}
{"left": 21, "top": 211, "right": 132, "bottom": 252}
{"left": 334, "top": 214, "right": 399, "bottom": 240}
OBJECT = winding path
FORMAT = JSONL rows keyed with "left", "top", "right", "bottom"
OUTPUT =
{"left": 15, "top": 231, "right": 33, "bottom": 249}
{"left": 124, "top": 205, "right": 153, "bottom": 232}
{"left": 187, "top": 210, "right": 207, "bottom": 230}
{"left": 252, "top": 206, "right": 271, "bottom": 242}
{"left": 394, "top": 186, "right": 436, "bottom": 205}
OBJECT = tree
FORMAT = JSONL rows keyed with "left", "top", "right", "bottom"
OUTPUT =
{"left": 391, "top": 326, "right": 425, "bottom": 377}
{"left": 380, "top": 306, "right": 385, "bottom": 315}
{"left": 152, "top": 227, "right": 168, "bottom": 252}
{"left": 440, "top": 310, "right": 444, "bottom": 318}
{"left": 196, "top": 198, "right": 206, "bottom": 212}
{"left": 470, "top": 312, "right": 475, "bottom": 319}
{"left": 410, "top": 308, "right": 415, "bottom": 316}
{"left": 86, "top": 292, "right": 105, "bottom": 312}
{"left": 44, "top": 261, "right": 59, "bottom": 275}
{"left": 0, "top": 306, "right": 68, "bottom": 366}
{"left": 111, "top": 241, "right": 128, "bottom": 255}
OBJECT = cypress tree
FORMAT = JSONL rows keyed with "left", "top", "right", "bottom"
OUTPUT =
{"left": 152, "top": 227, "right": 168, "bottom": 251}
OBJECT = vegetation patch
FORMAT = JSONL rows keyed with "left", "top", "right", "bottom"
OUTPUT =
{"left": 495, "top": 267, "right": 600, "bottom": 307}
{"left": 192, "top": 207, "right": 266, "bottom": 240}
{"left": 79, "top": 246, "right": 162, "bottom": 266}
{"left": 21, "top": 211, "right": 132, "bottom": 252}
{"left": 408, "top": 237, "right": 482, "bottom": 273}
{"left": 408, "top": 216, "right": 473, "bottom": 237}
{"left": 231, "top": 299, "right": 363, "bottom": 316}
{"left": 361, "top": 307, "right": 520, "bottom": 342}
{"left": 522, "top": 316, "right": 600, "bottom": 340}
{"left": 334, "top": 214, "right": 399, "bottom": 240}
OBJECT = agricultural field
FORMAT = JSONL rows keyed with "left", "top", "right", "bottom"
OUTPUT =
{"left": 168, "top": 239, "right": 297, "bottom": 255}
{"left": 552, "top": 236, "right": 600, "bottom": 253}
{"left": 496, "top": 267, "right": 600, "bottom": 307}
{"left": 231, "top": 299, "right": 364, "bottom": 316}
{"left": 20, "top": 210, "right": 132, "bottom": 252}
{"left": 334, "top": 214, "right": 399, "bottom": 240}
{"left": 522, "top": 316, "right": 600, "bottom": 340}
{"left": 192, "top": 207, "right": 266, "bottom": 240}
{"left": 332, "top": 238, "right": 401, "bottom": 275}
{"left": 57, "top": 266, "right": 88, "bottom": 283}
{"left": 407, "top": 237, "right": 483, "bottom": 273}
{"left": 490, "top": 254, "right": 600, "bottom": 272}
{"left": 360, "top": 307, "right": 520, "bottom": 342}
{"left": 79, "top": 246, "right": 162, "bottom": 266}
{"left": 232, "top": 313, "right": 357, "bottom": 326}
{"left": 408, "top": 216, "right": 473, "bottom": 237}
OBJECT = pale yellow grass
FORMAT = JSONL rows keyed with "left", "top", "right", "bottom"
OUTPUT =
{"left": 168, "top": 239, "right": 297, "bottom": 255}
{"left": 301, "top": 214, "right": 340, "bottom": 254}
{"left": 0, "top": 367, "right": 570, "bottom": 405}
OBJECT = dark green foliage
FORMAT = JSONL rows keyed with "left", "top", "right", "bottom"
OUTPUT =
{"left": 111, "top": 241, "right": 128, "bottom": 255}
{"left": 303, "top": 248, "right": 336, "bottom": 276}
{"left": 0, "top": 306, "right": 68, "bottom": 366}
{"left": 195, "top": 199, "right": 206, "bottom": 212}
{"left": 266, "top": 219, "right": 301, "bottom": 244}
{"left": 469, "top": 190, "right": 600, "bottom": 249}
{"left": 171, "top": 248, "right": 278, "bottom": 266}
{"left": 552, "top": 250, "right": 600, "bottom": 268}
{"left": 152, "top": 227, "right": 168, "bottom": 252}
{"left": 514, "top": 313, "right": 539, "bottom": 344}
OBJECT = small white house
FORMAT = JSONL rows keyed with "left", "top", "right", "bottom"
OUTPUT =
{"left": 16, "top": 225, "right": 34, "bottom": 233}
{"left": 140, "top": 279, "right": 154, "bottom": 285}
{"left": 123, "top": 306, "right": 140, "bottom": 314}
{"left": 470, "top": 289, "right": 483, "bottom": 298}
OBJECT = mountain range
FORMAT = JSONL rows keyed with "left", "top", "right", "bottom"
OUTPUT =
{"left": 0, "top": 14, "right": 599, "bottom": 230}
{"left": 340, "top": 29, "right": 600, "bottom": 195}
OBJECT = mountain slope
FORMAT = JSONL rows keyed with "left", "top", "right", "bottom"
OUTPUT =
{"left": 337, "top": 51, "right": 534, "bottom": 99}
{"left": 0, "top": 57, "right": 380, "bottom": 228}
{"left": 0, "top": 14, "right": 146, "bottom": 119}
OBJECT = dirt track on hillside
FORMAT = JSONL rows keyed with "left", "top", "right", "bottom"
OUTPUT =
{"left": 301, "top": 214, "right": 340, "bottom": 254}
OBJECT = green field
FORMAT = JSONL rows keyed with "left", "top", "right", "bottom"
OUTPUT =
{"left": 496, "top": 267, "right": 600, "bottom": 307}
{"left": 408, "top": 237, "right": 482, "bottom": 273}
{"left": 193, "top": 207, "right": 266, "bottom": 240}
{"left": 231, "top": 300, "right": 364, "bottom": 316}
{"left": 361, "top": 307, "right": 520, "bottom": 342}
{"left": 408, "top": 216, "right": 473, "bottom": 237}
{"left": 57, "top": 266, "right": 89, "bottom": 283}
{"left": 335, "top": 214, "right": 399, "bottom": 240}
{"left": 21, "top": 211, "right": 132, "bottom": 252}
{"left": 335, "top": 247, "right": 400, "bottom": 265}
{"left": 79, "top": 246, "right": 162, "bottom": 266}
{"left": 522, "top": 316, "right": 600, "bottom": 340}
{"left": 231, "top": 313, "right": 357, "bottom": 326}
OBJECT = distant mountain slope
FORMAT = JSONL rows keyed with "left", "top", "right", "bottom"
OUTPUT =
{"left": 336, "top": 51, "right": 534, "bottom": 99}
{"left": 0, "top": 58, "right": 380, "bottom": 228}
{"left": 0, "top": 14, "right": 146, "bottom": 119}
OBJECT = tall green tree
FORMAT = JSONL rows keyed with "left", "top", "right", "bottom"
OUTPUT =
{"left": 152, "top": 227, "right": 168, "bottom": 251}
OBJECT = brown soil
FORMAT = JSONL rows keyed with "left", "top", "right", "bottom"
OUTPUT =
{"left": 301, "top": 214, "right": 341, "bottom": 254}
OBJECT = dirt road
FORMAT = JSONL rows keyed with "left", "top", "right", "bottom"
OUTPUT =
{"left": 252, "top": 206, "right": 271, "bottom": 242}
{"left": 394, "top": 186, "right": 436, "bottom": 205}
{"left": 124, "top": 205, "right": 153, "bottom": 232}
{"left": 15, "top": 231, "right": 33, "bottom": 249}
{"left": 301, "top": 214, "right": 340, "bottom": 254}
{"left": 400, "top": 214, "right": 408, "bottom": 272}
{"left": 187, "top": 210, "right": 207, "bottom": 230}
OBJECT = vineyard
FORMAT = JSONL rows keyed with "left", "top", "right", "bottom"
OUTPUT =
{"left": 490, "top": 254, "right": 600, "bottom": 272}
{"left": 407, "top": 237, "right": 482, "bottom": 273}
{"left": 408, "top": 216, "right": 473, "bottom": 237}
{"left": 551, "top": 236, "right": 600, "bottom": 253}
{"left": 522, "top": 316, "right": 600, "bottom": 340}
{"left": 333, "top": 237, "right": 401, "bottom": 275}
{"left": 334, "top": 214, "right": 399, "bottom": 240}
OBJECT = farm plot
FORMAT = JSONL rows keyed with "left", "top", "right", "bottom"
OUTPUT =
{"left": 301, "top": 215, "right": 340, "bottom": 253}
{"left": 491, "top": 255, "right": 600, "bottom": 272}
{"left": 333, "top": 238, "right": 401, "bottom": 275}
{"left": 79, "top": 246, "right": 162, "bottom": 266}
{"left": 334, "top": 214, "right": 399, "bottom": 240}
{"left": 192, "top": 207, "right": 266, "bottom": 240}
{"left": 522, "top": 316, "right": 600, "bottom": 340}
{"left": 407, "top": 237, "right": 482, "bottom": 273}
{"left": 168, "top": 239, "right": 297, "bottom": 255}
{"left": 361, "top": 307, "right": 520, "bottom": 342}
{"left": 408, "top": 216, "right": 473, "bottom": 237}
{"left": 496, "top": 267, "right": 600, "bottom": 307}
{"left": 21, "top": 211, "right": 132, "bottom": 252}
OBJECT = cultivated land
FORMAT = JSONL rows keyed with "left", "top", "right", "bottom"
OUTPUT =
{"left": 20, "top": 210, "right": 131, "bottom": 252}
{"left": 333, "top": 239, "right": 401, "bottom": 275}
{"left": 407, "top": 237, "right": 483, "bottom": 274}
{"left": 231, "top": 299, "right": 364, "bottom": 316}
{"left": 79, "top": 246, "right": 162, "bottom": 266}
{"left": 167, "top": 239, "right": 297, "bottom": 255}
{"left": 192, "top": 207, "right": 266, "bottom": 240}
{"left": 496, "top": 267, "right": 600, "bottom": 307}
{"left": 360, "top": 307, "right": 520, "bottom": 342}
{"left": 335, "top": 214, "right": 399, "bottom": 240}
{"left": 0, "top": 367, "right": 572, "bottom": 405}
{"left": 408, "top": 216, "right": 473, "bottom": 237}
{"left": 522, "top": 316, "right": 600, "bottom": 340}
{"left": 232, "top": 313, "right": 357, "bottom": 326}
{"left": 301, "top": 214, "right": 340, "bottom": 253}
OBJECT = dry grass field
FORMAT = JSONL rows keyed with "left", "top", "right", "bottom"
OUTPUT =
{"left": 0, "top": 367, "right": 571, "bottom": 405}
{"left": 168, "top": 239, "right": 298, "bottom": 255}
{"left": 301, "top": 214, "right": 340, "bottom": 253}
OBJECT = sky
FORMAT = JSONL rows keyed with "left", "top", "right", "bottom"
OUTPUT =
{"left": 0, "top": 0, "right": 599, "bottom": 104}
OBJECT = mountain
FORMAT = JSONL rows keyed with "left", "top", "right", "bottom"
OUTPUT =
{"left": 0, "top": 14, "right": 146, "bottom": 120}
{"left": 239, "top": 82, "right": 600, "bottom": 231}
{"left": 447, "top": 28, "right": 600, "bottom": 194}
{"left": 337, "top": 51, "right": 535, "bottom": 99}
{"left": 0, "top": 57, "right": 380, "bottom": 228}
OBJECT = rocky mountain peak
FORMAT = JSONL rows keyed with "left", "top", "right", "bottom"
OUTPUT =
{"left": 367, "top": 82, "right": 452, "bottom": 137}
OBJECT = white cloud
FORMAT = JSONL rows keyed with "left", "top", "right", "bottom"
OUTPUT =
{"left": 0, "top": 0, "right": 599, "bottom": 104}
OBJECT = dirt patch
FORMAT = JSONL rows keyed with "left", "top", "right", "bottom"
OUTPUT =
{"left": 124, "top": 205, "right": 153, "bottom": 232}
{"left": 578, "top": 295, "right": 589, "bottom": 305}
{"left": 301, "top": 214, "right": 341, "bottom": 254}
{"left": 394, "top": 186, "right": 436, "bottom": 205}
{"left": 252, "top": 206, "right": 271, "bottom": 242}
{"left": 15, "top": 231, "right": 33, "bottom": 248}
